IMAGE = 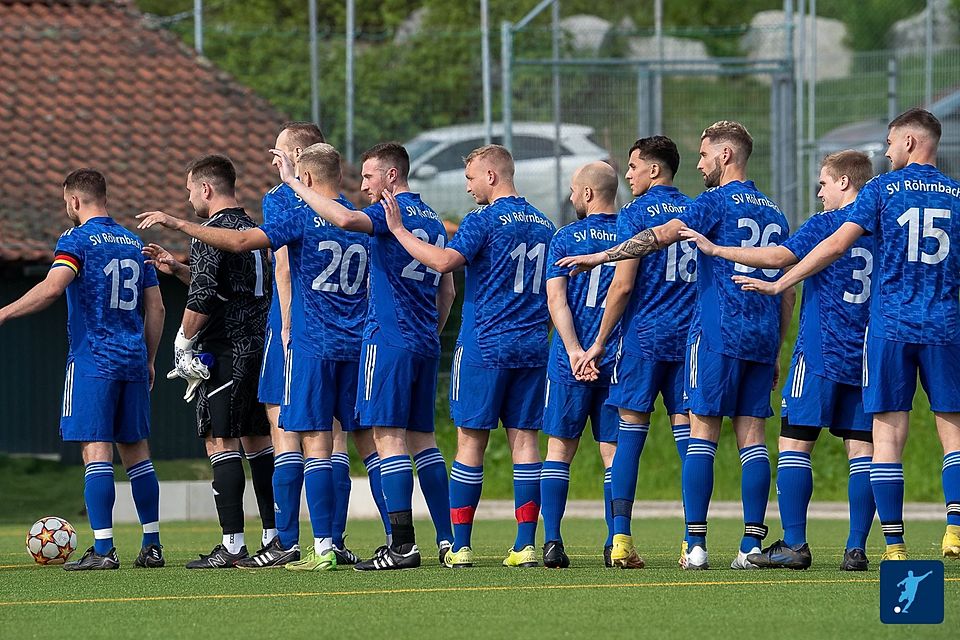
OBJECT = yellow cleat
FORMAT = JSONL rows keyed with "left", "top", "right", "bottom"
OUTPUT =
{"left": 610, "top": 534, "right": 645, "bottom": 569}
{"left": 942, "top": 525, "right": 960, "bottom": 559}
{"left": 443, "top": 546, "right": 475, "bottom": 568}
{"left": 880, "top": 543, "right": 908, "bottom": 561}
{"left": 678, "top": 540, "right": 688, "bottom": 569}
{"left": 503, "top": 545, "right": 538, "bottom": 568}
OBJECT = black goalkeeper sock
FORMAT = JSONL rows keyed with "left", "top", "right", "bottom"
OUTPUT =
{"left": 210, "top": 450, "right": 245, "bottom": 536}
{"left": 245, "top": 446, "right": 276, "bottom": 530}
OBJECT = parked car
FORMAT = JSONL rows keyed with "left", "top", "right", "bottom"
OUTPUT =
{"left": 818, "top": 89, "right": 960, "bottom": 178}
{"left": 404, "top": 122, "right": 629, "bottom": 224}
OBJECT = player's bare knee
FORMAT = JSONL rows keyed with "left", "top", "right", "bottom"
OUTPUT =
{"left": 205, "top": 437, "right": 240, "bottom": 455}
{"left": 733, "top": 416, "right": 766, "bottom": 448}
{"left": 619, "top": 408, "right": 650, "bottom": 425}
{"left": 689, "top": 414, "right": 721, "bottom": 441}
{"left": 81, "top": 441, "right": 113, "bottom": 464}
{"left": 351, "top": 430, "right": 377, "bottom": 458}
{"left": 934, "top": 412, "right": 960, "bottom": 452}
{"left": 844, "top": 438, "right": 873, "bottom": 459}
{"left": 116, "top": 439, "right": 151, "bottom": 467}
{"left": 598, "top": 441, "right": 616, "bottom": 467}
{"left": 301, "top": 431, "right": 333, "bottom": 459}
{"left": 507, "top": 428, "right": 540, "bottom": 464}
{"left": 545, "top": 436, "right": 578, "bottom": 464}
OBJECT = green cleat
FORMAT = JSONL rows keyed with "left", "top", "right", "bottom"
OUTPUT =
{"left": 503, "top": 545, "right": 538, "bottom": 568}
{"left": 284, "top": 549, "right": 337, "bottom": 572}
{"left": 444, "top": 546, "right": 475, "bottom": 568}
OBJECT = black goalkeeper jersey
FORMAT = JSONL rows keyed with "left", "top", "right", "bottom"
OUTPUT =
{"left": 186, "top": 207, "right": 272, "bottom": 344}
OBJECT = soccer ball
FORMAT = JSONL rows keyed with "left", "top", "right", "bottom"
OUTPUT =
{"left": 26, "top": 516, "right": 78, "bottom": 565}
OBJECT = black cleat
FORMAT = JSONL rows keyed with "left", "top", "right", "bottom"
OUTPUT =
{"left": 354, "top": 543, "right": 421, "bottom": 571}
{"left": 134, "top": 544, "right": 165, "bottom": 568}
{"left": 438, "top": 540, "right": 452, "bottom": 567}
{"left": 333, "top": 546, "right": 361, "bottom": 566}
{"left": 185, "top": 544, "right": 248, "bottom": 569}
{"left": 236, "top": 537, "right": 300, "bottom": 569}
{"left": 747, "top": 540, "right": 812, "bottom": 570}
{"left": 603, "top": 544, "right": 613, "bottom": 568}
{"left": 543, "top": 540, "right": 570, "bottom": 569}
{"left": 840, "top": 547, "right": 869, "bottom": 571}
{"left": 64, "top": 546, "right": 120, "bottom": 571}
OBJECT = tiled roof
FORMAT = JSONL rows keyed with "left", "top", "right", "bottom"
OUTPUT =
{"left": 0, "top": 0, "right": 302, "bottom": 263}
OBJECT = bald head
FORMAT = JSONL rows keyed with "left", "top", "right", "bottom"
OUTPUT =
{"left": 570, "top": 161, "right": 618, "bottom": 218}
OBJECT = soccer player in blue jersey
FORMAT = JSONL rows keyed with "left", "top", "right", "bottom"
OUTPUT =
{"left": 681, "top": 150, "right": 877, "bottom": 570}
{"left": 0, "top": 169, "right": 166, "bottom": 570}
{"left": 540, "top": 162, "right": 622, "bottom": 568}
{"left": 381, "top": 144, "right": 556, "bottom": 568}
{"left": 733, "top": 109, "right": 960, "bottom": 562}
{"left": 558, "top": 121, "right": 794, "bottom": 570}
{"left": 573, "top": 137, "right": 695, "bottom": 569}
{"left": 268, "top": 142, "right": 456, "bottom": 570}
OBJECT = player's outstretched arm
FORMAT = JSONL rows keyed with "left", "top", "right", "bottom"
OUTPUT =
{"left": 555, "top": 219, "right": 682, "bottom": 276}
{"left": 143, "top": 285, "right": 165, "bottom": 390}
{"left": 546, "top": 277, "right": 593, "bottom": 380}
{"left": 437, "top": 272, "right": 456, "bottom": 335}
{"left": 679, "top": 227, "right": 796, "bottom": 269}
{"left": 576, "top": 258, "right": 639, "bottom": 377}
{"left": 143, "top": 243, "right": 191, "bottom": 285}
{"left": 0, "top": 266, "right": 74, "bottom": 326}
{"left": 270, "top": 149, "right": 373, "bottom": 234}
{"left": 137, "top": 212, "right": 269, "bottom": 253}
{"left": 733, "top": 222, "right": 863, "bottom": 295}
{"left": 381, "top": 190, "right": 465, "bottom": 273}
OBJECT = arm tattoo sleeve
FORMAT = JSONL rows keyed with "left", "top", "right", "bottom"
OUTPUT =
{"left": 604, "top": 228, "right": 660, "bottom": 262}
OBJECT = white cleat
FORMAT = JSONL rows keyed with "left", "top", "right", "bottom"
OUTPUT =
{"left": 682, "top": 544, "right": 709, "bottom": 570}
{"left": 731, "top": 547, "right": 761, "bottom": 569}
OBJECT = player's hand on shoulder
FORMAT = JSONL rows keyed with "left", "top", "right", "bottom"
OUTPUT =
{"left": 555, "top": 251, "right": 602, "bottom": 276}
{"left": 678, "top": 226, "right": 717, "bottom": 256}
{"left": 731, "top": 274, "right": 780, "bottom": 296}
{"left": 136, "top": 210, "right": 181, "bottom": 231}
{"left": 269, "top": 148, "right": 296, "bottom": 184}
{"left": 381, "top": 189, "right": 404, "bottom": 233}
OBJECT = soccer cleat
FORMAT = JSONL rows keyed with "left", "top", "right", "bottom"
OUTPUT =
{"left": 682, "top": 544, "right": 709, "bottom": 570}
{"left": 678, "top": 540, "right": 689, "bottom": 568}
{"left": 942, "top": 525, "right": 960, "bottom": 559}
{"left": 185, "top": 544, "right": 248, "bottom": 569}
{"left": 354, "top": 544, "right": 421, "bottom": 571}
{"left": 63, "top": 546, "right": 120, "bottom": 571}
{"left": 503, "top": 545, "right": 538, "bottom": 568}
{"left": 746, "top": 540, "right": 812, "bottom": 570}
{"left": 284, "top": 549, "right": 337, "bottom": 571}
{"left": 731, "top": 547, "right": 762, "bottom": 570}
{"left": 333, "top": 546, "right": 361, "bottom": 566}
{"left": 444, "top": 546, "right": 475, "bottom": 568}
{"left": 133, "top": 544, "right": 165, "bottom": 568}
{"left": 880, "top": 543, "right": 908, "bottom": 561}
{"left": 603, "top": 544, "right": 613, "bottom": 568}
{"left": 235, "top": 537, "right": 300, "bottom": 568}
{"left": 438, "top": 540, "right": 453, "bottom": 567}
{"left": 543, "top": 540, "right": 571, "bottom": 569}
{"left": 610, "top": 534, "right": 644, "bottom": 569}
{"left": 840, "top": 548, "right": 869, "bottom": 571}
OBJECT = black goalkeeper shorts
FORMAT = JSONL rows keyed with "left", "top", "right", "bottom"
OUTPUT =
{"left": 196, "top": 337, "right": 270, "bottom": 439}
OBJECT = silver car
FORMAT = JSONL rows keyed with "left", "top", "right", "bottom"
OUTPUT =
{"left": 405, "top": 122, "right": 627, "bottom": 224}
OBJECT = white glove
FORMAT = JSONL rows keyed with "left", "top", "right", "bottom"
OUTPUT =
{"left": 167, "top": 327, "right": 197, "bottom": 381}
{"left": 178, "top": 354, "right": 213, "bottom": 403}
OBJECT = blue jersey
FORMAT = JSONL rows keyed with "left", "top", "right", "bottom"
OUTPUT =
{"left": 545, "top": 213, "right": 619, "bottom": 385}
{"left": 783, "top": 204, "right": 873, "bottom": 386}
{"left": 847, "top": 163, "right": 960, "bottom": 344}
{"left": 363, "top": 192, "right": 448, "bottom": 358}
{"left": 679, "top": 181, "right": 789, "bottom": 364}
{"left": 262, "top": 195, "right": 367, "bottom": 361}
{"left": 619, "top": 185, "right": 697, "bottom": 362}
{"left": 262, "top": 183, "right": 302, "bottom": 336}
{"left": 52, "top": 217, "right": 159, "bottom": 381}
{"left": 449, "top": 196, "right": 556, "bottom": 368}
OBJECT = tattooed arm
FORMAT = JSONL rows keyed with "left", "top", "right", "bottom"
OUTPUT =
{"left": 555, "top": 218, "right": 685, "bottom": 275}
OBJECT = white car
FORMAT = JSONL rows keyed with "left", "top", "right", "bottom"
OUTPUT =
{"left": 405, "top": 122, "right": 627, "bottom": 224}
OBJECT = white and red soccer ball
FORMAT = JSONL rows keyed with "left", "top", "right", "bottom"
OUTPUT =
{"left": 26, "top": 516, "right": 78, "bottom": 565}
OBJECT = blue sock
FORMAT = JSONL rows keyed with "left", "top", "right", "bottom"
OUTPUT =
{"left": 363, "top": 453, "right": 392, "bottom": 539}
{"left": 84, "top": 462, "right": 116, "bottom": 555}
{"left": 513, "top": 462, "right": 542, "bottom": 551}
{"left": 847, "top": 456, "right": 875, "bottom": 550}
{"left": 414, "top": 448, "right": 453, "bottom": 545}
{"left": 777, "top": 451, "right": 812, "bottom": 548}
{"left": 331, "top": 452, "right": 351, "bottom": 548}
{"left": 126, "top": 459, "right": 160, "bottom": 547}
{"left": 672, "top": 422, "right": 690, "bottom": 461}
{"left": 610, "top": 421, "right": 649, "bottom": 536}
{"left": 304, "top": 458, "right": 333, "bottom": 541}
{"left": 603, "top": 467, "right": 614, "bottom": 547}
{"left": 944, "top": 452, "right": 960, "bottom": 526}
{"left": 273, "top": 452, "right": 304, "bottom": 549}
{"left": 683, "top": 439, "right": 717, "bottom": 548}
{"left": 871, "top": 462, "right": 905, "bottom": 545}
{"left": 380, "top": 455, "right": 414, "bottom": 513}
{"left": 739, "top": 444, "right": 771, "bottom": 553}
{"left": 449, "top": 461, "right": 483, "bottom": 552}
{"left": 540, "top": 461, "right": 570, "bottom": 543}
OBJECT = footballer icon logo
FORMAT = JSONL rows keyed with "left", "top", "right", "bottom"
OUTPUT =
{"left": 880, "top": 560, "right": 944, "bottom": 624}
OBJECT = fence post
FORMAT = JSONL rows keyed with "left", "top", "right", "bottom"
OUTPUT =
{"left": 501, "top": 21, "right": 513, "bottom": 152}
{"left": 636, "top": 65, "right": 651, "bottom": 139}
{"left": 345, "top": 0, "right": 355, "bottom": 163}
{"left": 887, "top": 56, "right": 898, "bottom": 123}
{"left": 481, "top": 0, "right": 493, "bottom": 145}
{"left": 552, "top": 0, "right": 563, "bottom": 223}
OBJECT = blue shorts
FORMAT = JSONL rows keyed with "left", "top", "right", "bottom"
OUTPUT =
{"left": 862, "top": 328, "right": 960, "bottom": 413}
{"left": 257, "top": 326, "right": 285, "bottom": 406}
{"left": 356, "top": 341, "right": 438, "bottom": 432}
{"left": 280, "top": 348, "right": 362, "bottom": 432}
{"left": 543, "top": 380, "right": 618, "bottom": 443}
{"left": 450, "top": 350, "right": 546, "bottom": 430}
{"left": 59, "top": 363, "right": 150, "bottom": 443}
{"left": 781, "top": 352, "right": 870, "bottom": 433}
{"left": 684, "top": 334, "right": 774, "bottom": 419}
{"left": 607, "top": 353, "right": 685, "bottom": 415}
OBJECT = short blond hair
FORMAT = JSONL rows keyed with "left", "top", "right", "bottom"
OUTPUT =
{"left": 701, "top": 120, "right": 753, "bottom": 162}
{"left": 464, "top": 144, "right": 515, "bottom": 179}
{"left": 298, "top": 143, "right": 341, "bottom": 183}
{"left": 821, "top": 150, "right": 873, "bottom": 191}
